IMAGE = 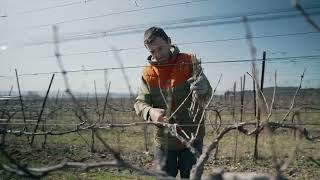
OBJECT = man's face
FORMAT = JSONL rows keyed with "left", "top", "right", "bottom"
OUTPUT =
{"left": 145, "top": 37, "right": 171, "bottom": 63}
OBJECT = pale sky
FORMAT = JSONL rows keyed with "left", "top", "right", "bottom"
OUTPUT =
{"left": 0, "top": 0, "right": 320, "bottom": 95}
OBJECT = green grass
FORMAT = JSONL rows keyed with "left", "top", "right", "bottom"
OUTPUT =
{"left": 1, "top": 98, "right": 320, "bottom": 179}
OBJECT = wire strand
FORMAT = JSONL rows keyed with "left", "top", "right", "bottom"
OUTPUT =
{"left": 0, "top": 54, "right": 318, "bottom": 78}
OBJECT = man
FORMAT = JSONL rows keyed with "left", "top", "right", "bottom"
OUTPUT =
{"left": 134, "top": 27, "right": 212, "bottom": 178}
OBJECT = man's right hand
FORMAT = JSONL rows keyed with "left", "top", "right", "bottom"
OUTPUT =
{"left": 149, "top": 108, "right": 166, "bottom": 123}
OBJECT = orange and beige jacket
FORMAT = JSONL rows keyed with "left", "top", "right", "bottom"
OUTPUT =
{"left": 134, "top": 46, "right": 212, "bottom": 150}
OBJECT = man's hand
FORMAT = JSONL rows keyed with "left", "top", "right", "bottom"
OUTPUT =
{"left": 149, "top": 108, "right": 166, "bottom": 123}
{"left": 187, "top": 75, "right": 209, "bottom": 95}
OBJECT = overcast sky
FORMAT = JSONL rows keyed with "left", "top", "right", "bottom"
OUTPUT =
{"left": 0, "top": 0, "right": 320, "bottom": 95}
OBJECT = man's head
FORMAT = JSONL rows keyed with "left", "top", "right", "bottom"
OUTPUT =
{"left": 144, "top": 27, "right": 172, "bottom": 63}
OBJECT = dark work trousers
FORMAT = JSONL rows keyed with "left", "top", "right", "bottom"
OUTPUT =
{"left": 154, "top": 140, "right": 203, "bottom": 179}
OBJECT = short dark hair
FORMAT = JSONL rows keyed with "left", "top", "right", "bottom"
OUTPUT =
{"left": 144, "top": 27, "right": 169, "bottom": 45}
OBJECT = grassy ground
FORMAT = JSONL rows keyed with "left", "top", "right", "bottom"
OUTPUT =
{"left": 1, "top": 97, "right": 320, "bottom": 179}
{"left": 1, "top": 123, "right": 320, "bottom": 179}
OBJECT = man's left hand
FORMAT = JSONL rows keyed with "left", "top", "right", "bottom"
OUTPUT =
{"left": 187, "top": 75, "right": 209, "bottom": 95}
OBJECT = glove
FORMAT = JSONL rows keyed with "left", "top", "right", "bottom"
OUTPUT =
{"left": 149, "top": 108, "right": 166, "bottom": 123}
{"left": 187, "top": 75, "right": 209, "bottom": 95}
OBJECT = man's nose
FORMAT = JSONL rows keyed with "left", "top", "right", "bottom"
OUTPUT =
{"left": 154, "top": 51, "right": 162, "bottom": 59}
